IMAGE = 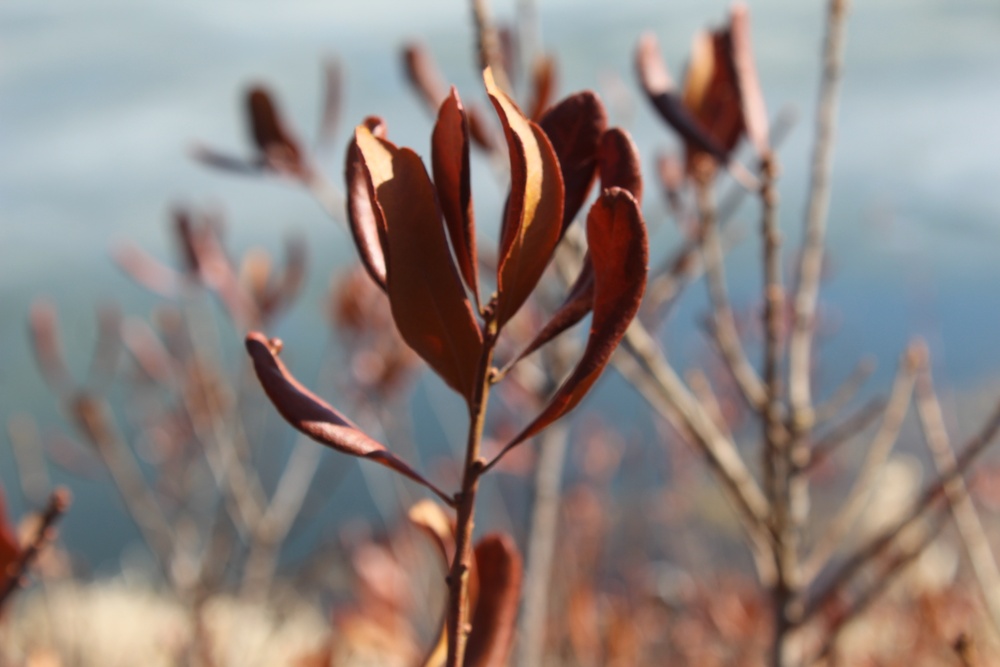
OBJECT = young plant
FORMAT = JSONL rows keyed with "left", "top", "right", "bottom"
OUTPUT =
{"left": 246, "top": 67, "right": 648, "bottom": 665}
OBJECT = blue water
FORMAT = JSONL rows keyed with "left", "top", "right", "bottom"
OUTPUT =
{"left": 2, "top": 0, "right": 1000, "bottom": 570}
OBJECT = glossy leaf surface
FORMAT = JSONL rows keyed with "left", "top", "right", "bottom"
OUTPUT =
{"left": 486, "top": 67, "right": 565, "bottom": 328}
{"left": 501, "top": 188, "right": 648, "bottom": 452}
{"left": 598, "top": 128, "right": 644, "bottom": 203}
{"left": 246, "top": 333, "right": 446, "bottom": 498}
{"left": 538, "top": 91, "right": 606, "bottom": 233}
{"left": 355, "top": 126, "right": 484, "bottom": 400}
{"left": 432, "top": 89, "right": 480, "bottom": 306}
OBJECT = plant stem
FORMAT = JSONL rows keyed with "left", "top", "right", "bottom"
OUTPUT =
{"left": 446, "top": 329, "right": 497, "bottom": 667}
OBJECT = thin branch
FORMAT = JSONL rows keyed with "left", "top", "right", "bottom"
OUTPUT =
{"left": 698, "top": 181, "right": 768, "bottom": 411}
{"left": 0, "top": 489, "right": 71, "bottom": 607}
{"left": 807, "top": 396, "right": 886, "bottom": 471}
{"left": 788, "top": 0, "right": 851, "bottom": 429}
{"left": 813, "top": 356, "right": 875, "bottom": 424}
{"left": 804, "top": 397, "right": 1000, "bottom": 621}
{"left": 915, "top": 366, "right": 1000, "bottom": 638}
{"left": 801, "top": 346, "right": 919, "bottom": 584}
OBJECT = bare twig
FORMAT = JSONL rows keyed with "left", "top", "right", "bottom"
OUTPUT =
{"left": 813, "top": 357, "right": 875, "bottom": 424}
{"left": 0, "top": 489, "right": 71, "bottom": 607}
{"left": 788, "top": 0, "right": 851, "bottom": 430}
{"left": 804, "top": 398, "right": 1000, "bottom": 621}
{"left": 915, "top": 366, "right": 1000, "bottom": 637}
{"left": 698, "top": 181, "right": 768, "bottom": 411}
{"left": 802, "top": 346, "right": 919, "bottom": 584}
{"left": 807, "top": 396, "right": 886, "bottom": 470}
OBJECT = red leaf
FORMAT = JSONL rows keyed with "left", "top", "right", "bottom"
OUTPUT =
{"left": 345, "top": 116, "right": 389, "bottom": 291}
{"left": 403, "top": 42, "right": 448, "bottom": 110}
{"left": 499, "top": 188, "right": 647, "bottom": 454}
{"left": 728, "top": 3, "right": 769, "bottom": 155}
{"left": 487, "top": 67, "right": 565, "bottom": 328}
{"left": 245, "top": 86, "right": 307, "bottom": 176}
{"left": 354, "top": 125, "right": 485, "bottom": 400}
{"left": 433, "top": 89, "right": 481, "bottom": 307}
{"left": 538, "top": 91, "right": 607, "bottom": 233}
{"left": 0, "top": 487, "right": 20, "bottom": 578}
{"left": 465, "top": 533, "right": 523, "bottom": 667}
{"left": 635, "top": 32, "right": 729, "bottom": 165}
{"left": 245, "top": 333, "right": 450, "bottom": 502}
{"left": 598, "top": 128, "right": 644, "bottom": 204}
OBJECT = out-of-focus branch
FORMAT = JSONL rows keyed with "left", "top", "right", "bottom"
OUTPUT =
{"left": 0, "top": 489, "right": 71, "bottom": 607}
{"left": 813, "top": 357, "right": 875, "bottom": 424}
{"left": 915, "top": 366, "right": 1000, "bottom": 637}
{"left": 804, "top": 397, "right": 1000, "bottom": 621}
{"left": 807, "top": 396, "right": 886, "bottom": 470}
{"left": 788, "top": 0, "right": 851, "bottom": 430}
{"left": 802, "top": 345, "right": 919, "bottom": 584}
{"left": 471, "top": 0, "right": 513, "bottom": 95}
{"left": 697, "top": 181, "right": 768, "bottom": 411}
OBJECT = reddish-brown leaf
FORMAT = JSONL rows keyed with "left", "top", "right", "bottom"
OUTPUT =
{"left": 500, "top": 188, "right": 647, "bottom": 454}
{"left": 407, "top": 499, "right": 456, "bottom": 565}
{"left": 432, "top": 89, "right": 480, "bottom": 307}
{"left": 355, "top": 126, "right": 484, "bottom": 400}
{"left": 403, "top": 42, "right": 448, "bottom": 110}
{"left": 245, "top": 86, "right": 306, "bottom": 176}
{"left": 510, "top": 260, "right": 594, "bottom": 366}
{"left": 345, "top": 116, "right": 389, "bottom": 291}
{"left": 246, "top": 333, "right": 449, "bottom": 501}
{"left": 487, "top": 67, "right": 565, "bottom": 328}
{"left": 465, "top": 533, "right": 523, "bottom": 667}
{"left": 112, "top": 243, "right": 182, "bottom": 297}
{"left": 598, "top": 128, "right": 644, "bottom": 203}
{"left": 0, "top": 487, "right": 20, "bottom": 578}
{"left": 728, "top": 3, "right": 769, "bottom": 155}
{"left": 635, "top": 32, "right": 729, "bottom": 165}
{"left": 682, "top": 28, "right": 743, "bottom": 165}
{"left": 526, "top": 55, "right": 558, "bottom": 122}
{"left": 538, "top": 91, "right": 606, "bottom": 233}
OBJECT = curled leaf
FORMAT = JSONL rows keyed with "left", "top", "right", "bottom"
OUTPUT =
{"left": 245, "top": 86, "right": 307, "bottom": 176}
{"left": 354, "top": 126, "right": 484, "bottom": 400}
{"left": 496, "top": 188, "right": 648, "bottom": 458}
{"left": 246, "top": 333, "right": 451, "bottom": 502}
{"left": 345, "top": 116, "right": 389, "bottom": 290}
{"left": 538, "top": 91, "right": 607, "bottom": 233}
{"left": 432, "top": 89, "right": 480, "bottom": 307}
{"left": 408, "top": 499, "right": 456, "bottom": 565}
{"left": 635, "top": 32, "right": 729, "bottom": 165}
{"left": 487, "top": 67, "right": 565, "bottom": 328}
{"left": 465, "top": 533, "right": 524, "bottom": 667}
{"left": 598, "top": 128, "right": 644, "bottom": 204}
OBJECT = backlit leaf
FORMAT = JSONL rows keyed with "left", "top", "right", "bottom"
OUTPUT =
{"left": 682, "top": 29, "right": 743, "bottom": 164}
{"left": 433, "top": 89, "right": 481, "bottom": 307}
{"left": 355, "top": 126, "right": 484, "bottom": 400}
{"left": 538, "top": 91, "right": 606, "bottom": 233}
{"left": 465, "top": 533, "right": 523, "bottom": 667}
{"left": 486, "top": 67, "right": 565, "bottom": 328}
{"left": 246, "top": 333, "right": 449, "bottom": 501}
{"left": 345, "top": 116, "right": 389, "bottom": 290}
{"left": 499, "top": 188, "right": 648, "bottom": 454}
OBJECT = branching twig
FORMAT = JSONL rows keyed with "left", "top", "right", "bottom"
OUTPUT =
{"left": 807, "top": 396, "right": 886, "bottom": 471}
{"left": 802, "top": 346, "right": 919, "bottom": 583}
